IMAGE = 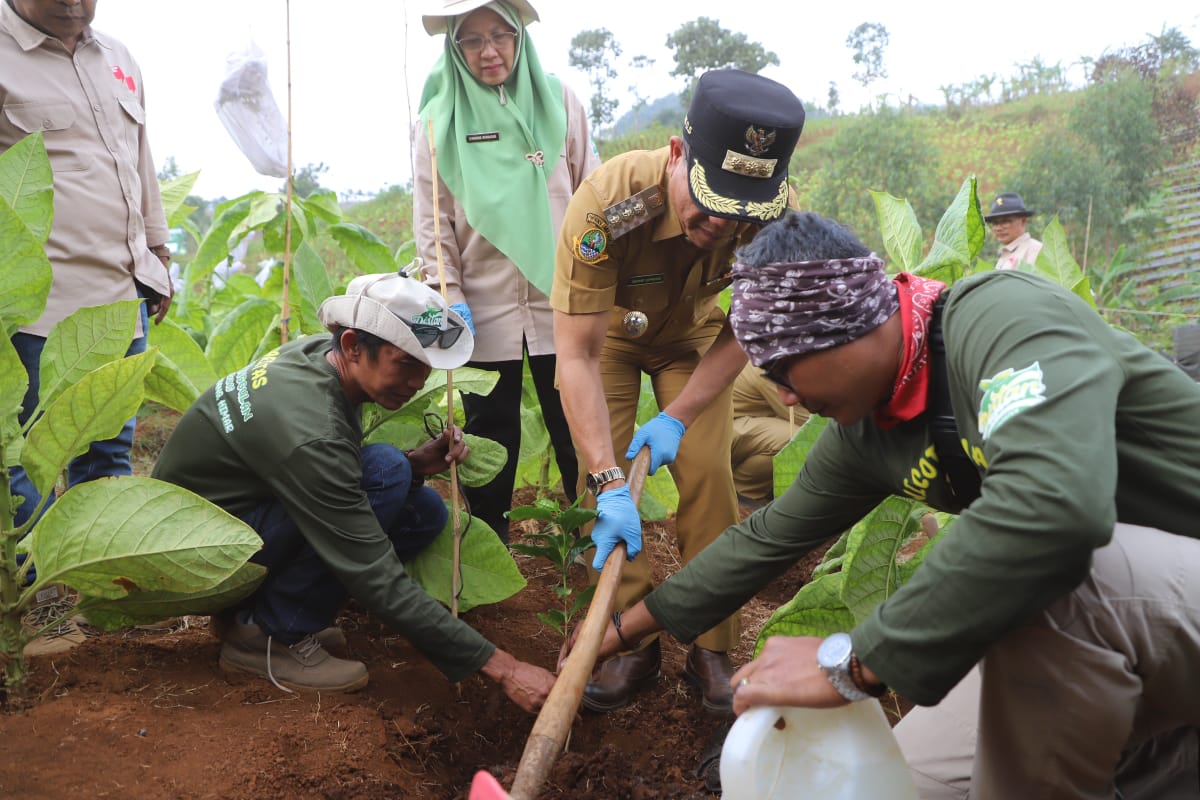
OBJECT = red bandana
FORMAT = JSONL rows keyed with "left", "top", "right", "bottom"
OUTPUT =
{"left": 873, "top": 272, "right": 946, "bottom": 429}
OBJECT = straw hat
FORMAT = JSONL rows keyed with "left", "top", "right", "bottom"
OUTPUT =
{"left": 421, "top": 0, "right": 539, "bottom": 35}
{"left": 317, "top": 273, "right": 473, "bottom": 369}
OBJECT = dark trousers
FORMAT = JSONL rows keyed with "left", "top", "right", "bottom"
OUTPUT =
{"left": 238, "top": 444, "right": 445, "bottom": 644}
{"left": 461, "top": 352, "right": 577, "bottom": 542}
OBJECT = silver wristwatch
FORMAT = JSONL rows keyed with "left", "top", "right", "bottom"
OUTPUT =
{"left": 817, "top": 632, "right": 872, "bottom": 702}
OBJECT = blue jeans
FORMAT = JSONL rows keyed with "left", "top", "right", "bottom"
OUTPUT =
{"left": 8, "top": 300, "right": 150, "bottom": 530}
{"left": 238, "top": 444, "right": 446, "bottom": 644}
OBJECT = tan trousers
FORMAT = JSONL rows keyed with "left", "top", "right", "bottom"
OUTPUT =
{"left": 895, "top": 523, "right": 1200, "bottom": 799}
{"left": 731, "top": 415, "right": 792, "bottom": 500}
{"left": 582, "top": 314, "right": 741, "bottom": 652}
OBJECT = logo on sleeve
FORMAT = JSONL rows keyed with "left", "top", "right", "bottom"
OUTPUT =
{"left": 977, "top": 361, "right": 1046, "bottom": 441}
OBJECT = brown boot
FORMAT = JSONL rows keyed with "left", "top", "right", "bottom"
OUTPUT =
{"left": 582, "top": 638, "right": 661, "bottom": 712}
{"left": 682, "top": 645, "right": 735, "bottom": 714}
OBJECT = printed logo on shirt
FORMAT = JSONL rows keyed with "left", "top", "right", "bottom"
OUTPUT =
{"left": 111, "top": 65, "right": 136, "bottom": 93}
{"left": 215, "top": 348, "right": 281, "bottom": 434}
{"left": 977, "top": 361, "right": 1046, "bottom": 441}
{"left": 574, "top": 227, "right": 608, "bottom": 265}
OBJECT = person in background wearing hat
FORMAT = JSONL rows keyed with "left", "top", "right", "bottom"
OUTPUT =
{"left": 570, "top": 210, "right": 1200, "bottom": 797}
{"left": 984, "top": 191, "right": 1042, "bottom": 270}
{"left": 551, "top": 69, "right": 805, "bottom": 721}
{"left": 152, "top": 274, "right": 555, "bottom": 710}
{"left": 413, "top": 0, "right": 599, "bottom": 543}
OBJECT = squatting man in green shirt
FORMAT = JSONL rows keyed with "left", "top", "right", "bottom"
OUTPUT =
{"left": 154, "top": 273, "right": 554, "bottom": 711}
{"left": 563, "top": 211, "right": 1200, "bottom": 797}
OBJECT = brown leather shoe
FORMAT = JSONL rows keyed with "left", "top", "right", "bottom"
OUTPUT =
{"left": 682, "top": 645, "right": 735, "bottom": 714}
{"left": 582, "top": 638, "right": 661, "bottom": 712}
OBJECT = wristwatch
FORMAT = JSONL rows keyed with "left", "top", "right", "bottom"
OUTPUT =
{"left": 817, "top": 632, "right": 875, "bottom": 702}
{"left": 586, "top": 466, "right": 625, "bottom": 496}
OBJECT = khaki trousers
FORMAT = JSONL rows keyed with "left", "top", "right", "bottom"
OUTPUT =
{"left": 895, "top": 523, "right": 1200, "bottom": 798}
{"left": 582, "top": 314, "right": 741, "bottom": 652}
{"left": 731, "top": 415, "right": 792, "bottom": 500}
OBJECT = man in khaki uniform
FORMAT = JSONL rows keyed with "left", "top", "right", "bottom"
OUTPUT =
{"left": 731, "top": 362, "right": 807, "bottom": 509}
{"left": 551, "top": 69, "right": 805, "bottom": 715}
{"left": 984, "top": 192, "right": 1042, "bottom": 270}
{"left": 3, "top": 0, "right": 173, "bottom": 654}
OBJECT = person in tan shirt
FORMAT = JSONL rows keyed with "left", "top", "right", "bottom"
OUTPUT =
{"left": 3, "top": 0, "right": 173, "bottom": 534}
{"left": 413, "top": 0, "right": 599, "bottom": 542}
{"left": 984, "top": 192, "right": 1042, "bottom": 270}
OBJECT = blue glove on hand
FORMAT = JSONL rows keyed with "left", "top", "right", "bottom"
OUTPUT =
{"left": 592, "top": 485, "right": 642, "bottom": 571}
{"left": 449, "top": 302, "right": 475, "bottom": 335}
{"left": 626, "top": 411, "right": 686, "bottom": 475}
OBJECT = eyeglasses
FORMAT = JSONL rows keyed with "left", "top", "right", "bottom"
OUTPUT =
{"left": 761, "top": 361, "right": 796, "bottom": 393}
{"left": 405, "top": 320, "right": 464, "bottom": 349}
{"left": 455, "top": 31, "right": 519, "bottom": 53}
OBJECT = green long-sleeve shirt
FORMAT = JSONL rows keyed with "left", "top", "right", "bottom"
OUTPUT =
{"left": 647, "top": 270, "right": 1200, "bottom": 705}
{"left": 152, "top": 336, "right": 494, "bottom": 681}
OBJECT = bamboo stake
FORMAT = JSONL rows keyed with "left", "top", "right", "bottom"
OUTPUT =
{"left": 280, "top": 0, "right": 294, "bottom": 343}
{"left": 507, "top": 447, "right": 652, "bottom": 800}
{"left": 1082, "top": 195, "right": 1094, "bottom": 274}
{"left": 424, "top": 117, "right": 464, "bottom": 617}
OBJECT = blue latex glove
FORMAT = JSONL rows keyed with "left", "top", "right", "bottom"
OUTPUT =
{"left": 449, "top": 302, "right": 475, "bottom": 335}
{"left": 626, "top": 411, "right": 686, "bottom": 475}
{"left": 592, "top": 485, "right": 642, "bottom": 570}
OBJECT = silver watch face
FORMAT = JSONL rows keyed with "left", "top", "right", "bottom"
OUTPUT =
{"left": 817, "top": 632, "right": 854, "bottom": 668}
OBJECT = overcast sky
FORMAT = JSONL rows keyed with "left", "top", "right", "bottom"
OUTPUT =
{"left": 94, "top": 1, "right": 1200, "bottom": 200}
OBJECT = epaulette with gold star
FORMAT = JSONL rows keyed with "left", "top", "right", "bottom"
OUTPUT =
{"left": 602, "top": 186, "right": 666, "bottom": 240}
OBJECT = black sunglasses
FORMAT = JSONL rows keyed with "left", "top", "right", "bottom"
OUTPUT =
{"left": 761, "top": 361, "right": 795, "bottom": 393}
{"left": 406, "top": 321, "right": 464, "bottom": 349}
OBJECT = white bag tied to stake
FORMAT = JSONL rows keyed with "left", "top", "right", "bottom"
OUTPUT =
{"left": 214, "top": 42, "right": 288, "bottom": 178}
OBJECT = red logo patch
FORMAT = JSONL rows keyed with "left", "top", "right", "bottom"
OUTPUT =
{"left": 111, "top": 65, "right": 136, "bottom": 93}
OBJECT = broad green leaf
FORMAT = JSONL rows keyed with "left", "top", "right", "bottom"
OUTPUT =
{"left": 0, "top": 132, "right": 54, "bottom": 242}
{"left": 507, "top": 497, "right": 566, "bottom": 522}
{"left": 427, "top": 432, "right": 506, "bottom": 487}
{"left": 556, "top": 506, "right": 597, "bottom": 534}
{"left": 147, "top": 317, "right": 218, "bottom": 394}
{"left": 897, "top": 513, "right": 954, "bottom": 584}
{"left": 773, "top": 415, "right": 827, "bottom": 499}
{"left": 841, "top": 496, "right": 922, "bottom": 623}
{"left": 1030, "top": 217, "right": 1093, "bottom": 304}
{"left": 38, "top": 300, "right": 140, "bottom": 411}
{"left": 0, "top": 196, "right": 52, "bottom": 335}
{"left": 639, "top": 467, "right": 678, "bottom": 520}
{"left": 249, "top": 313, "right": 283, "bottom": 362}
{"left": 190, "top": 196, "right": 253, "bottom": 282}
{"left": 328, "top": 222, "right": 398, "bottom": 276}
{"left": 79, "top": 562, "right": 267, "bottom": 630}
{"left": 811, "top": 529, "right": 850, "bottom": 580}
{"left": 364, "top": 417, "right": 426, "bottom": 450}
{"left": 143, "top": 348, "right": 202, "bottom": 414}
{"left": 29, "top": 477, "right": 262, "bottom": 599}
{"left": 23, "top": 350, "right": 156, "bottom": 496}
{"left": 231, "top": 192, "right": 286, "bottom": 242}
{"left": 297, "top": 190, "right": 344, "bottom": 224}
{"left": 915, "top": 177, "right": 981, "bottom": 283}
{"left": 205, "top": 297, "right": 277, "bottom": 377}
{"left": 158, "top": 171, "right": 200, "bottom": 226}
{"left": 0, "top": 334, "right": 28, "bottom": 450}
{"left": 518, "top": 401, "right": 551, "bottom": 461}
{"left": 404, "top": 512, "right": 526, "bottom": 613}
{"left": 292, "top": 241, "right": 334, "bottom": 326}
{"left": 872, "top": 190, "right": 923, "bottom": 272}
{"left": 755, "top": 571, "right": 855, "bottom": 654}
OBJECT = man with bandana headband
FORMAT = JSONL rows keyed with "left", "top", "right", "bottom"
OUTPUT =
{"left": 551, "top": 69, "right": 805, "bottom": 720}
{"left": 563, "top": 211, "right": 1200, "bottom": 798}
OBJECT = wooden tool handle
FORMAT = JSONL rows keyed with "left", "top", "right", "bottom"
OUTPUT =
{"left": 507, "top": 447, "right": 652, "bottom": 800}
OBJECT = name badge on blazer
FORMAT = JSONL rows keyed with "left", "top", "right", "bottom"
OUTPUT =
{"left": 466, "top": 132, "right": 500, "bottom": 143}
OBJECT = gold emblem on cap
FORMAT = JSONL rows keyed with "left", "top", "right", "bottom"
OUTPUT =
{"left": 743, "top": 179, "right": 790, "bottom": 222}
{"left": 689, "top": 161, "right": 742, "bottom": 216}
{"left": 622, "top": 310, "right": 649, "bottom": 337}
{"left": 744, "top": 126, "right": 776, "bottom": 156}
{"left": 721, "top": 151, "right": 777, "bottom": 179}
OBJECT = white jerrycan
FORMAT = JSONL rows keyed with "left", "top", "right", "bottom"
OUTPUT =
{"left": 720, "top": 702, "right": 917, "bottom": 799}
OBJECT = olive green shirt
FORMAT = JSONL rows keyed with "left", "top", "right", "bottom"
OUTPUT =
{"left": 647, "top": 271, "right": 1200, "bottom": 705}
{"left": 153, "top": 337, "right": 494, "bottom": 682}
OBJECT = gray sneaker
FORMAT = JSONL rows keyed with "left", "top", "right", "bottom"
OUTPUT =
{"left": 210, "top": 611, "right": 347, "bottom": 650}
{"left": 218, "top": 618, "right": 368, "bottom": 692}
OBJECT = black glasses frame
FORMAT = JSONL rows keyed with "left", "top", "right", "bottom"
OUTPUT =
{"left": 406, "top": 321, "right": 464, "bottom": 349}
{"left": 455, "top": 31, "right": 519, "bottom": 53}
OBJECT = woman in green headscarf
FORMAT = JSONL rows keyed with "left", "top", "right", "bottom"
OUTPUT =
{"left": 414, "top": 0, "right": 599, "bottom": 542}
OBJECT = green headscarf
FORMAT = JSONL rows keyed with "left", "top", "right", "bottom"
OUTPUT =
{"left": 417, "top": 1, "right": 567, "bottom": 296}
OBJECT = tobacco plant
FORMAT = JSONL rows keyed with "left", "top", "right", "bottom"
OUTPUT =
{"left": 508, "top": 497, "right": 598, "bottom": 638}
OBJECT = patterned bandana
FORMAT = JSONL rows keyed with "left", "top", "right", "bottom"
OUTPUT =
{"left": 873, "top": 273, "right": 947, "bottom": 429}
{"left": 729, "top": 255, "right": 899, "bottom": 367}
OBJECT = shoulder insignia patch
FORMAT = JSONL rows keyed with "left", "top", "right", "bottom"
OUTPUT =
{"left": 586, "top": 212, "right": 610, "bottom": 232}
{"left": 603, "top": 186, "right": 666, "bottom": 240}
{"left": 574, "top": 227, "right": 609, "bottom": 265}
{"left": 977, "top": 361, "right": 1047, "bottom": 441}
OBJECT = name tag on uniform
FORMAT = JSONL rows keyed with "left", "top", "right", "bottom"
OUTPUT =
{"left": 466, "top": 132, "right": 500, "bottom": 143}
{"left": 628, "top": 274, "right": 665, "bottom": 286}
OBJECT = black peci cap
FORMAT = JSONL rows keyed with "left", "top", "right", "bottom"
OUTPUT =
{"left": 984, "top": 192, "right": 1036, "bottom": 221}
{"left": 682, "top": 69, "right": 805, "bottom": 223}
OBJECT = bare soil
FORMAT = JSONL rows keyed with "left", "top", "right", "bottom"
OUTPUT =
{"left": 0, "top": 407, "right": 839, "bottom": 799}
